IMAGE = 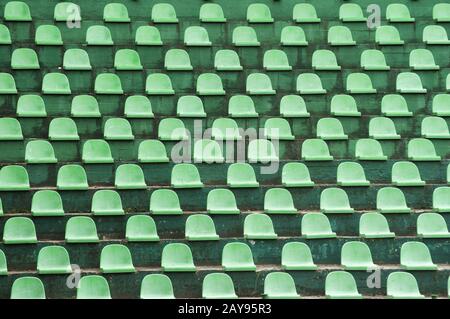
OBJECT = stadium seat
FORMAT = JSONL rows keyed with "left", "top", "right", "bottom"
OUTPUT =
{"left": 126, "top": 215, "right": 159, "bottom": 242}
{"left": 244, "top": 213, "right": 277, "bottom": 239}
{"left": 37, "top": 246, "right": 71, "bottom": 274}
{"left": 401, "top": 242, "right": 437, "bottom": 270}
{"left": 381, "top": 94, "right": 412, "bottom": 116}
{"left": 339, "top": 3, "right": 366, "bottom": 22}
{"left": 433, "top": 3, "right": 450, "bottom": 22}
{"left": 232, "top": 26, "right": 260, "bottom": 46}
{"left": 95, "top": 73, "right": 123, "bottom": 94}
{"left": 211, "top": 118, "right": 241, "bottom": 140}
{"left": 282, "top": 162, "right": 314, "bottom": 187}
{"left": 432, "top": 94, "right": 450, "bottom": 116}
{"left": 337, "top": 162, "right": 370, "bottom": 186}
{"left": 151, "top": 3, "right": 178, "bottom": 23}
{"left": 376, "top": 26, "right": 404, "bottom": 45}
{"left": 114, "top": 49, "right": 143, "bottom": 70}
{"left": 171, "top": 163, "right": 203, "bottom": 188}
{"left": 135, "top": 26, "right": 163, "bottom": 45}
{"left": 25, "top": 140, "right": 57, "bottom": 164}
{"left": 301, "top": 139, "right": 333, "bottom": 161}
{"left": 421, "top": 116, "right": 450, "bottom": 138}
{"left": 263, "top": 118, "right": 294, "bottom": 140}
{"left": 150, "top": 189, "right": 182, "bottom": 215}
{"left": 124, "top": 95, "right": 154, "bottom": 118}
{"left": 417, "top": 213, "right": 450, "bottom": 238}
{"left": 264, "top": 272, "right": 300, "bottom": 299}
{"left": 0, "top": 165, "right": 30, "bottom": 191}
{"left": 280, "top": 26, "right": 308, "bottom": 46}
{"left": 200, "top": 3, "right": 226, "bottom": 23}
{"left": 341, "top": 241, "right": 376, "bottom": 270}
{"left": 91, "top": 190, "right": 124, "bottom": 216}
{"left": 316, "top": 118, "right": 348, "bottom": 140}
{"left": 57, "top": 165, "right": 88, "bottom": 190}
{"left": 377, "top": 187, "right": 411, "bottom": 213}
{"left": 386, "top": 4, "right": 415, "bottom": 22}
{"left": 141, "top": 274, "right": 174, "bottom": 299}
{"left": 49, "top": 118, "right": 79, "bottom": 141}
{"left": 320, "top": 188, "right": 354, "bottom": 214}
{"left": 11, "top": 48, "right": 39, "bottom": 69}
{"left": 409, "top": 49, "right": 439, "bottom": 70}
{"left": 184, "top": 26, "right": 211, "bottom": 46}
{"left": 325, "top": 271, "right": 362, "bottom": 299}
{"left": 63, "top": 49, "right": 91, "bottom": 70}
{"left": 330, "top": 95, "right": 360, "bottom": 116}
{"left": 0, "top": 118, "right": 23, "bottom": 140}
{"left": 263, "top": 49, "right": 292, "bottom": 71}
{"left": 65, "top": 216, "right": 99, "bottom": 243}
{"left": 77, "top": 276, "right": 111, "bottom": 299}
{"left": 115, "top": 164, "right": 146, "bottom": 189}
{"left": 229, "top": 95, "right": 258, "bottom": 117}
{"left": 247, "top": 3, "right": 273, "bottom": 23}
{"left": 100, "top": 244, "right": 135, "bottom": 273}
{"left": 214, "top": 50, "right": 243, "bottom": 71}
{"left": 297, "top": 73, "right": 326, "bottom": 94}
{"left": 203, "top": 273, "right": 237, "bottom": 299}
{"left": 16, "top": 94, "right": 46, "bottom": 117}
{"left": 227, "top": 163, "right": 259, "bottom": 188}
{"left": 194, "top": 139, "right": 224, "bottom": 163}
{"left": 4, "top": 1, "right": 31, "bottom": 21}
{"left": 222, "top": 242, "right": 256, "bottom": 271}
{"left": 104, "top": 118, "right": 134, "bottom": 140}
{"left": 328, "top": 26, "right": 356, "bottom": 46}
{"left": 0, "top": 24, "right": 11, "bottom": 44}
{"left": 103, "top": 3, "right": 130, "bottom": 22}
{"left": 35, "top": 25, "right": 63, "bottom": 45}
{"left": 387, "top": 272, "right": 424, "bottom": 299}
{"left": 301, "top": 213, "right": 336, "bottom": 239}
{"left": 185, "top": 214, "right": 219, "bottom": 241}
{"left": 54, "top": 2, "right": 80, "bottom": 22}
{"left": 280, "top": 95, "right": 310, "bottom": 118}
{"left": 407, "top": 138, "right": 441, "bottom": 161}
{"left": 369, "top": 117, "right": 400, "bottom": 139}
{"left": 359, "top": 213, "right": 395, "bottom": 238}
{"left": 161, "top": 243, "right": 196, "bottom": 272}
{"left": 3, "top": 217, "right": 37, "bottom": 244}
{"left": 207, "top": 189, "right": 239, "bottom": 214}
{"left": 82, "top": 139, "right": 114, "bottom": 163}
{"left": 86, "top": 25, "right": 113, "bottom": 45}
{"left": 264, "top": 188, "right": 297, "bottom": 214}
{"left": 11, "top": 277, "right": 45, "bottom": 299}
{"left": 246, "top": 73, "right": 275, "bottom": 95}
{"left": 281, "top": 242, "right": 317, "bottom": 270}
{"left": 312, "top": 49, "right": 341, "bottom": 70}
{"left": 71, "top": 95, "right": 101, "bottom": 117}
{"left": 423, "top": 25, "right": 450, "bottom": 44}
{"left": 31, "top": 190, "right": 64, "bottom": 216}
{"left": 138, "top": 140, "right": 169, "bottom": 163}
{"left": 197, "top": 73, "right": 225, "bottom": 95}
{"left": 361, "top": 49, "right": 390, "bottom": 71}
{"left": 0, "top": 200, "right": 2, "bottom": 216}
{"left": 42, "top": 73, "right": 71, "bottom": 94}
{"left": 0, "top": 73, "right": 17, "bottom": 94}
{"left": 433, "top": 187, "right": 450, "bottom": 212}
{"left": 158, "top": 118, "right": 188, "bottom": 140}
{"left": 293, "top": 3, "right": 320, "bottom": 23}
{"left": 346, "top": 73, "right": 376, "bottom": 94}
{"left": 396, "top": 72, "right": 426, "bottom": 93}
{"left": 0, "top": 250, "right": 7, "bottom": 275}
{"left": 248, "top": 139, "right": 278, "bottom": 163}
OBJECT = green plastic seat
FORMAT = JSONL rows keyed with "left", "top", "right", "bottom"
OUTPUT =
{"left": 433, "top": 187, "right": 450, "bottom": 212}
{"left": 77, "top": 276, "right": 111, "bottom": 299}
{"left": 3, "top": 217, "right": 37, "bottom": 244}
{"left": 184, "top": 26, "right": 211, "bottom": 46}
{"left": 346, "top": 73, "right": 376, "bottom": 94}
{"left": 330, "top": 94, "right": 360, "bottom": 116}
{"left": 422, "top": 116, "right": 450, "bottom": 139}
{"left": 4, "top": 1, "right": 31, "bottom": 21}
{"left": 0, "top": 118, "right": 23, "bottom": 140}
{"left": 141, "top": 274, "right": 174, "bottom": 299}
{"left": 100, "top": 244, "right": 135, "bottom": 273}
{"left": 361, "top": 49, "right": 390, "bottom": 71}
{"left": 11, "top": 48, "right": 39, "bottom": 69}
{"left": 91, "top": 190, "right": 124, "bottom": 216}
{"left": 165, "top": 49, "right": 193, "bottom": 71}
{"left": 86, "top": 25, "right": 113, "bottom": 45}
{"left": 63, "top": 48, "right": 91, "bottom": 70}
{"left": 71, "top": 95, "right": 101, "bottom": 117}
{"left": 328, "top": 26, "right": 356, "bottom": 46}
{"left": 31, "top": 190, "right": 64, "bottom": 217}
{"left": 376, "top": 26, "right": 404, "bottom": 45}
{"left": 228, "top": 95, "right": 258, "bottom": 117}
{"left": 124, "top": 95, "right": 154, "bottom": 118}
{"left": 57, "top": 164, "right": 88, "bottom": 190}
{"left": 54, "top": 2, "right": 80, "bottom": 22}
{"left": 211, "top": 118, "right": 241, "bottom": 140}
{"left": 232, "top": 26, "right": 260, "bottom": 46}
{"left": 337, "top": 162, "right": 370, "bottom": 186}
{"left": 138, "top": 140, "right": 169, "bottom": 163}
{"left": 264, "top": 49, "right": 292, "bottom": 71}
{"left": 433, "top": 3, "right": 450, "bottom": 22}
{"left": 0, "top": 165, "right": 29, "bottom": 191}
{"left": 11, "top": 277, "right": 45, "bottom": 299}
{"left": 369, "top": 117, "right": 400, "bottom": 139}
{"left": 0, "top": 73, "right": 17, "bottom": 94}
{"left": 280, "top": 95, "right": 310, "bottom": 117}
{"left": 281, "top": 242, "right": 317, "bottom": 270}
{"left": 185, "top": 214, "right": 219, "bottom": 241}
{"left": 222, "top": 242, "right": 256, "bottom": 271}
{"left": 341, "top": 241, "right": 376, "bottom": 270}
{"left": 49, "top": 118, "right": 79, "bottom": 141}
{"left": 359, "top": 213, "right": 395, "bottom": 238}
{"left": 150, "top": 189, "right": 182, "bottom": 215}
{"left": 0, "top": 200, "right": 2, "bottom": 217}
{"left": 161, "top": 243, "right": 196, "bottom": 272}
{"left": 37, "top": 246, "right": 71, "bottom": 274}
{"left": 264, "top": 272, "right": 299, "bottom": 299}
{"left": 417, "top": 212, "right": 450, "bottom": 238}
{"left": 177, "top": 95, "right": 206, "bottom": 117}
{"left": 397, "top": 72, "right": 426, "bottom": 93}
{"left": 423, "top": 25, "right": 450, "bottom": 44}
{"left": 214, "top": 50, "right": 242, "bottom": 71}
{"left": 194, "top": 139, "right": 224, "bottom": 163}
{"left": 263, "top": 118, "right": 294, "bottom": 140}
{"left": 197, "top": 73, "right": 225, "bottom": 95}
{"left": 432, "top": 94, "right": 450, "bottom": 116}
{"left": 25, "top": 140, "right": 57, "bottom": 164}
{"left": 377, "top": 187, "right": 411, "bottom": 213}
{"left": 381, "top": 94, "right": 412, "bottom": 117}
{"left": 248, "top": 139, "right": 279, "bottom": 163}
{"left": 65, "top": 216, "right": 99, "bottom": 243}
{"left": 227, "top": 163, "right": 259, "bottom": 188}
{"left": 280, "top": 26, "right": 308, "bottom": 46}
{"left": 339, "top": 3, "right": 366, "bottom": 22}
{"left": 312, "top": 49, "right": 340, "bottom": 71}
{"left": 264, "top": 188, "right": 297, "bottom": 214}
{"left": 171, "top": 163, "right": 203, "bottom": 188}
{"left": 95, "top": 73, "right": 123, "bottom": 94}
{"left": 207, "top": 189, "right": 239, "bottom": 214}
{"left": 135, "top": 26, "right": 162, "bottom": 45}
{"left": 35, "top": 25, "right": 62, "bottom": 45}
{"left": 297, "top": 73, "right": 326, "bottom": 94}
{"left": 386, "top": 4, "right": 415, "bottom": 22}
{"left": 16, "top": 95, "right": 46, "bottom": 118}
{"left": 293, "top": 3, "right": 320, "bottom": 23}
{"left": 320, "top": 188, "right": 354, "bottom": 214}
{"left": 200, "top": 3, "right": 226, "bottom": 23}
{"left": 410, "top": 49, "right": 439, "bottom": 70}
{"left": 42, "top": 73, "right": 71, "bottom": 94}
{"left": 103, "top": 3, "right": 130, "bottom": 22}
{"left": 158, "top": 118, "right": 188, "bottom": 141}
{"left": 387, "top": 272, "right": 424, "bottom": 299}
{"left": 325, "top": 271, "right": 362, "bottom": 299}
{"left": 104, "top": 118, "right": 134, "bottom": 140}
{"left": 0, "top": 249, "right": 7, "bottom": 275}
{"left": 244, "top": 213, "right": 277, "bottom": 239}
{"left": 401, "top": 242, "right": 437, "bottom": 270}
{"left": 247, "top": 3, "right": 273, "bottom": 23}
{"left": 282, "top": 162, "right": 314, "bottom": 187}
{"left": 407, "top": 138, "right": 441, "bottom": 161}
{"left": 392, "top": 161, "right": 425, "bottom": 186}
{"left": 146, "top": 73, "right": 174, "bottom": 95}
{"left": 301, "top": 213, "right": 336, "bottom": 239}
{"left": 317, "top": 118, "right": 348, "bottom": 140}
{"left": 114, "top": 49, "right": 142, "bottom": 70}
{"left": 355, "top": 139, "right": 387, "bottom": 160}
{"left": 301, "top": 139, "right": 333, "bottom": 161}
{"left": 203, "top": 273, "right": 237, "bottom": 299}
{"left": 151, "top": 3, "right": 178, "bottom": 23}
{"left": 115, "top": 164, "right": 146, "bottom": 189}
{"left": 126, "top": 215, "right": 159, "bottom": 242}
{"left": 0, "top": 24, "right": 12, "bottom": 44}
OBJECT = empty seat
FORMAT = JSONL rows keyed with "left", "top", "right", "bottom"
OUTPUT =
{"left": 207, "top": 189, "right": 239, "bottom": 214}
{"left": 297, "top": 73, "right": 326, "bottom": 94}
{"left": 65, "top": 216, "right": 99, "bottom": 243}
{"left": 280, "top": 26, "right": 308, "bottom": 46}
{"left": 407, "top": 138, "right": 441, "bottom": 161}
{"left": 369, "top": 117, "right": 400, "bottom": 139}
{"left": 0, "top": 249, "right": 6, "bottom": 275}
{"left": 392, "top": 161, "right": 425, "bottom": 186}
{"left": 197, "top": 73, "right": 225, "bottom": 95}
{"left": 37, "top": 246, "right": 71, "bottom": 274}
{"left": 293, "top": 3, "right": 320, "bottom": 23}
{"left": 244, "top": 213, "right": 277, "bottom": 239}
{"left": 361, "top": 49, "right": 390, "bottom": 71}
{"left": 141, "top": 274, "right": 174, "bottom": 299}
{"left": 151, "top": 3, "right": 178, "bottom": 23}
{"left": 3, "top": 217, "right": 37, "bottom": 244}
{"left": 150, "top": 189, "right": 182, "bottom": 215}
{"left": 0, "top": 24, "right": 11, "bottom": 44}
{"left": 417, "top": 213, "right": 450, "bottom": 238}
{"left": 381, "top": 94, "right": 412, "bottom": 116}
{"left": 0, "top": 73, "right": 17, "bottom": 94}
{"left": 193, "top": 139, "right": 224, "bottom": 163}
{"left": 377, "top": 187, "right": 411, "bottom": 213}
{"left": 203, "top": 273, "right": 237, "bottom": 299}
{"left": 281, "top": 242, "right": 317, "bottom": 270}
{"left": 396, "top": 72, "right": 426, "bottom": 93}
{"left": 35, "top": 25, "right": 62, "bottom": 45}
{"left": 410, "top": 49, "right": 439, "bottom": 70}
{"left": 49, "top": 118, "right": 79, "bottom": 141}
{"left": 330, "top": 95, "right": 360, "bottom": 116}
{"left": 228, "top": 95, "right": 258, "bottom": 117}
{"left": 171, "top": 163, "right": 203, "bottom": 188}
{"left": 0, "top": 165, "right": 30, "bottom": 191}
{"left": 63, "top": 49, "right": 91, "bottom": 70}
{"left": 146, "top": 73, "right": 174, "bottom": 95}
{"left": 280, "top": 95, "right": 310, "bottom": 117}
{"left": 214, "top": 50, "right": 242, "bottom": 71}
{"left": 247, "top": 3, "right": 273, "bottom": 23}
{"left": 4, "top": 1, "right": 31, "bottom": 21}
{"left": 387, "top": 272, "right": 424, "bottom": 299}
{"left": 328, "top": 26, "right": 356, "bottom": 45}
{"left": 337, "top": 162, "right": 370, "bottom": 186}
{"left": 301, "top": 139, "right": 333, "bottom": 161}
{"left": 211, "top": 118, "right": 241, "bottom": 140}
{"left": 316, "top": 118, "right": 348, "bottom": 140}
{"left": 432, "top": 94, "right": 450, "bottom": 116}
{"left": 422, "top": 116, "right": 450, "bottom": 138}
{"left": 161, "top": 243, "right": 196, "bottom": 272}
{"left": 264, "top": 49, "right": 292, "bottom": 71}
{"left": 232, "top": 26, "right": 260, "bottom": 46}
{"left": 433, "top": 187, "right": 450, "bottom": 212}
{"left": 346, "top": 73, "right": 376, "bottom": 94}
{"left": 184, "top": 26, "right": 211, "bottom": 46}
{"left": 71, "top": 95, "right": 101, "bottom": 117}
{"left": 222, "top": 242, "right": 256, "bottom": 271}
{"left": 312, "top": 49, "right": 340, "bottom": 70}
{"left": 325, "top": 271, "right": 362, "bottom": 299}
{"left": 423, "top": 25, "right": 450, "bottom": 44}
{"left": 320, "top": 188, "right": 354, "bottom": 214}
{"left": 376, "top": 26, "right": 404, "bottom": 45}
{"left": 355, "top": 139, "right": 387, "bottom": 160}
{"left": 82, "top": 140, "right": 113, "bottom": 163}
{"left": 135, "top": 26, "right": 162, "bottom": 45}
{"left": 126, "top": 215, "right": 159, "bottom": 242}
{"left": 433, "top": 3, "right": 450, "bottom": 22}
{"left": 31, "top": 190, "right": 64, "bottom": 216}
{"left": 91, "top": 190, "right": 124, "bottom": 216}
{"left": 339, "top": 3, "right": 366, "bottom": 22}
{"left": 42, "top": 73, "right": 71, "bottom": 94}
{"left": 264, "top": 272, "right": 299, "bottom": 299}
{"left": 114, "top": 49, "right": 142, "bottom": 70}
{"left": 359, "top": 213, "right": 395, "bottom": 238}
{"left": 200, "top": 3, "right": 226, "bottom": 23}
{"left": 282, "top": 162, "right": 314, "bottom": 187}
{"left": 301, "top": 213, "right": 336, "bottom": 239}
{"left": 138, "top": 140, "right": 169, "bottom": 163}
{"left": 0, "top": 118, "right": 23, "bottom": 140}
{"left": 104, "top": 118, "right": 134, "bottom": 140}
{"left": 103, "top": 3, "right": 130, "bottom": 22}
{"left": 386, "top": 4, "right": 414, "bottom": 22}
{"left": 115, "top": 164, "right": 146, "bottom": 189}
{"left": 158, "top": 118, "right": 188, "bottom": 140}
{"left": 264, "top": 118, "right": 294, "bottom": 140}
{"left": 11, "top": 48, "right": 39, "bottom": 69}
{"left": 54, "top": 2, "right": 80, "bottom": 22}
{"left": 264, "top": 188, "right": 296, "bottom": 214}
{"left": 341, "top": 241, "right": 376, "bottom": 270}
{"left": 25, "top": 140, "right": 57, "bottom": 164}
{"left": 248, "top": 139, "right": 278, "bottom": 163}
{"left": 95, "top": 73, "right": 123, "bottom": 94}
{"left": 100, "top": 244, "right": 135, "bottom": 273}
{"left": 11, "top": 277, "right": 45, "bottom": 299}
{"left": 57, "top": 165, "right": 88, "bottom": 191}
{"left": 124, "top": 95, "right": 154, "bottom": 118}
{"left": 86, "top": 25, "right": 113, "bottom": 45}
{"left": 185, "top": 214, "right": 219, "bottom": 241}
{"left": 401, "top": 242, "right": 437, "bottom": 270}
{"left": 227, "top": 163, "right": 259, "bottom": 188}
{"left": 77, "top": 276, "right": 111, "bottom": 299}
